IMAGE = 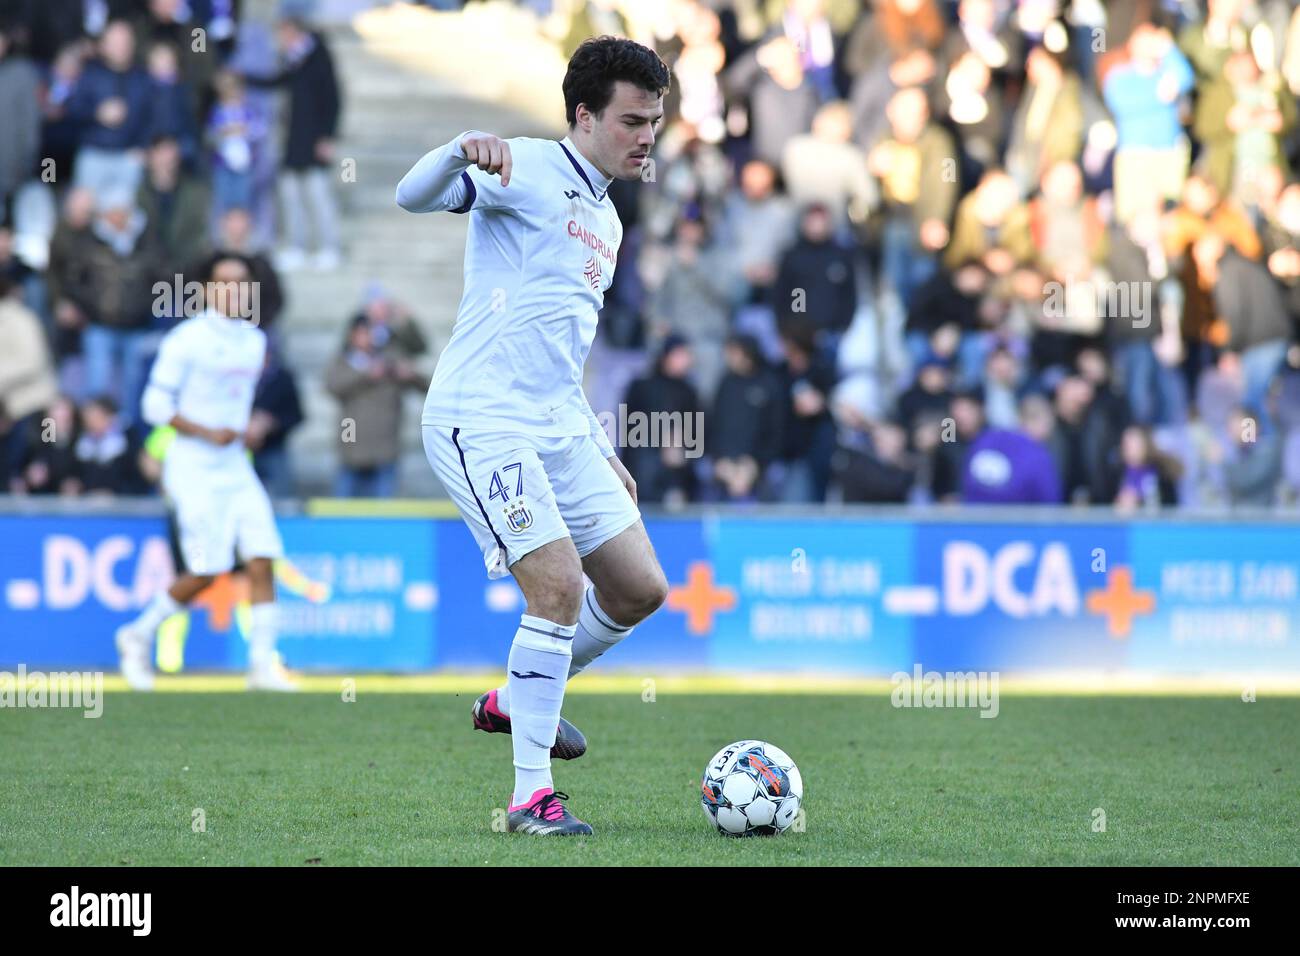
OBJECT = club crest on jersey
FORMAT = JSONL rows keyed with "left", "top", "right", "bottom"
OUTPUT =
{"left": 504, "top": 497, "right": 533, "bottom": 533}
{"left": 583, "top": 255, "right": 602, "bottom": 290}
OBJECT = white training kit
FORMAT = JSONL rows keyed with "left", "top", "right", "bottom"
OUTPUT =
{"left": 398, "top": 131, "right": 639, "bottom": 577}
{"left": 140, "top": 309, "right": 285, "bottom": 574}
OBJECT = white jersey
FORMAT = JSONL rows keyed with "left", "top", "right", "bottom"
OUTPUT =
{"left": 396, "top": 131, "right": 621, "bottom": 457}
{"left": 140, "top": 309, "right": 267, "bottom": 486}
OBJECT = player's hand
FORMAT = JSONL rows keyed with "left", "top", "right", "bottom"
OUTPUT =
{"left": 244, "top": 412, "right": 273, "bottom": 450}
{"left": 459, "top": 132, "right": 512, "bottom": 187}
{"left": 608, "top": 454, "right": 637, "bottom": 505}
{"left": 206, "top": 427, "right": 242, "bottom": 446}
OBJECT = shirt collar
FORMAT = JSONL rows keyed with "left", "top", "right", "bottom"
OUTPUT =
{"left": 559, "top": 136, "right": 613, "bottom": 201}
{"left": 200, "top": 307, "right": 244, "bottom": 329}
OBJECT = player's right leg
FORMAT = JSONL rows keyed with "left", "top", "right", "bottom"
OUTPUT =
{"left": 498, "top": 537, "right": 592, "bottom": 835}
{"left": 115, "top": 573, "right": 214, "bottom": 690}
{"left": 229, "top": 475, "right": 294, "bottom": 692}
{"left": 243, "top": 556, "right": 297, "bottom": 692}
{"left": 422, "top": 425, "right": 592, "bottom": 834}
{"left": 424, "top": 423, "right": 589, "bottom": 761}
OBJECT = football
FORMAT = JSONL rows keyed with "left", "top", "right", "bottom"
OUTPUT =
{"left": 701, "top": 739, "right": 803, "bottom": 836}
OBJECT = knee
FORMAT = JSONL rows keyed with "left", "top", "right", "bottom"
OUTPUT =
{"left": 527, "top": 569, "right": 585, "bottom": 627}
{"left": 612, "top": 569, "right": 669, "bottom": 626}
{"left": 643, "top": 571, "right": 670, "bottom": 617}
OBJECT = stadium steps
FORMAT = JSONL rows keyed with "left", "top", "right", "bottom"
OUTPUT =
{"left": 270, "top": 6, "right": 563, "bottom": 497}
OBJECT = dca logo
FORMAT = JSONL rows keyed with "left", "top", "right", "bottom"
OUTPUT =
{"left": 943, "top": 540, "right": 1080, "bottom": 617}
{"left": 5, "top": 534, "right": 174, "bottom": 612}
{"left": 930, "top": 537, "right": 1154, "bottom": 637}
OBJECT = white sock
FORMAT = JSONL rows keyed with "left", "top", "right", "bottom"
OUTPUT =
{"left": 249, "top": 601, "right": 279, "bottom": 669}
{"left": 495, "top": 588, "right": 633, "bottom": 715}
{"left": 507, "top": 614, "right": 574, "bottom": 807}
{"left": 569, "top": 585, "right": 633, "bottom": 678}
{"left": 129, "top": 590, "right": 183, "bottom": 636}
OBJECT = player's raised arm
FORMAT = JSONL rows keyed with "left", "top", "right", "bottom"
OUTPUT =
{"left": 395, "top": 130, "right": 516, "bottom": 214}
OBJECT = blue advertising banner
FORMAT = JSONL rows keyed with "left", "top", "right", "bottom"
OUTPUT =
{"left": 2, "top": 510, "right": 1298, "bottom": 675}
{"left": 1, "top": 516, "right": 174, "bottom": 669}
{"left": 707, "top": 518, "right": 913, "bottom": 673}
{"left": 434, "top": 516, "right": 710, "bottom": 669}
{"left": 909, "top": 522, "right": 1132, "bottom": 672}
{"left": 1126, "top": 525, "right": 1300, "bottom": 673}
{"left": 0, "top": 514, "right": 436, "bottom": 672}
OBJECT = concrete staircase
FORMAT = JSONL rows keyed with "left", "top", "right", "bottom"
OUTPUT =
{"left": 274, "top": 2, "right": 567, "bottom": 495}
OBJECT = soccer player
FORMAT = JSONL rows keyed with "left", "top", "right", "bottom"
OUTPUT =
{"left": 115, "top": 254, "right": 295, "bottom": 692}
{"left": 396, "top": 37, "right": 672, "bottom": 836}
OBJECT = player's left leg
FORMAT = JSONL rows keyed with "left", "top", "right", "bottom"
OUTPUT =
{"left": 491, "top": 438, "right": 666, "bottom": 716}
{"left": 232, "top": 474, "right": 295, "bottom": 692}
{"left": 571, "top": 519, "right": 668, "bottom": 679}
{"left": 244, "top": 556, "right": 296, "bottom": 691}
{"left": 501, "top": 437, "right": 667, "bottom": 700}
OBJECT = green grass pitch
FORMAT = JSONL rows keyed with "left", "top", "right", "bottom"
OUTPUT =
{"left": 1, "top": 691, "right": 1297, "bottom": 866}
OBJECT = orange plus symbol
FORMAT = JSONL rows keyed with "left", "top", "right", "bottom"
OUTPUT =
{"left": 1085, "top": 566, "right": 1156, "bottom": 639}
{"left": 192, "top": 572, "right": 246, "bottom": 632}
{"left": 667, "top": 561, "right": 738, "bottom": 635}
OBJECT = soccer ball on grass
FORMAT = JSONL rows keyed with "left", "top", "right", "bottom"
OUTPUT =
{"left": 701, "top": 739, "right": 802, "bottom": 836}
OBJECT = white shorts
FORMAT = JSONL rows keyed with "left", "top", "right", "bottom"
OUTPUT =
{"left": 423, "top": 425, "right": 641, "bottom": 579}
{"left": 165, "top": 467, "right": 284, "bottom": 575}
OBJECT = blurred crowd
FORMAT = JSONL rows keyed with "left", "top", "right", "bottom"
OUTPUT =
{"left": 563, "top": 0, "right": 1300, "bottom": 510}
{"left": 0, "top": 0, "right": 360, "bottom": 498}
{"left": 4, "top": 0, "right": 1300, "bottom": 510}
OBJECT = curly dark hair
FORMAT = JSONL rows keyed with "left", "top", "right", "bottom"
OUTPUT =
{"left": 202, "top": 252, "right": 255, "bottom": 283}
{"left": 563, "top": 36, "right": 670, "bottom": 128}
